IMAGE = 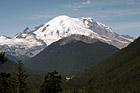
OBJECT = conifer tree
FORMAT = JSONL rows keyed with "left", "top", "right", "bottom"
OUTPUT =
{"left": 0, "top": 52, "right": 7, "bottom": 64}
{"left": 0, "top": 52, "right": 11, "bottom": 93}
{"left": 40, "top": 70, "right": 62, "bottom": 93}
{"left": 14, "top": 60, "right": 28, "bottom": 93}
{"left": 0, "top": 72, "right": 11, "bottom": 93}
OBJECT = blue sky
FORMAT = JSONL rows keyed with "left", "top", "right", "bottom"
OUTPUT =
{"left": 0, "top": 0, "right": 140, "bottom": 38}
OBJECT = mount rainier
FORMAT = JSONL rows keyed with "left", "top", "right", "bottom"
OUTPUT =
{"left": 0, "top": 15, "right": 134, "bottom": 58}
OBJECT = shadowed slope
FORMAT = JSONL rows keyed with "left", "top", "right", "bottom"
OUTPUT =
{"left": 66, "top": 36, "right": 140, "bottom": 92}
{"left": 25, "top": 35, "right": 119, "bottom": 75}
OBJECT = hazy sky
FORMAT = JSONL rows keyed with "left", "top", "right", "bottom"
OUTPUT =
{"left": 0, "top": 0, "right": 140, "bottom": 37}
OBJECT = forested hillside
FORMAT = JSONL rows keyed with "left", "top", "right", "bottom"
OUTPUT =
{"left": 25, "top": 35, "right": 119, "bottom": 75}
{"left": 65, "top": 36, "right": 140, "bottom": 92}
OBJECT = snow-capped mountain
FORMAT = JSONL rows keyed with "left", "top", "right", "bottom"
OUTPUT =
{"left": 33, "top": 16, "right": 134, "bottom": 48}
{"left": 0, "top": 28, "right": 46, "bottom": 57}
{"left": 0, "top": 15, "right": 134, "bottom": 57}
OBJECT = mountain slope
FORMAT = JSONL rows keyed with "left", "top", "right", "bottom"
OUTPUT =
{"left": 0, "top": 57, "right": 42, "bottom": 92}
{"left": 0, "top": 16, "right": 134, "bottom": 57}
{"left": 0, "top": 28, "right": 46, "bottom": 57}
{"left": 5, "top": 54, "right": 30, "bottom": 62}
{"left": 24, "top": 35, "right": 119, "bottom": 75}
{"left": 66, "top": 36, "right": 140, "bottom": 92}
{"left": 0, "top": 59, "right": 17, "bottom": 73}
{"left": 5, "top": 54, "right": 18, "bottom": 62}
{"left": 33, "top": 15, "right": 133, "bottom": 48}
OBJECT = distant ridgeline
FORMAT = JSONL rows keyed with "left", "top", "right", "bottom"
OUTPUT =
{"left": 65, "top": 36, "right": 140, "bottom": 92}
{"left": 24, "top": 35, "right": 119, "bottom": 75}
{"left": 0, "top": 16, "right": 134, "bottom": 60}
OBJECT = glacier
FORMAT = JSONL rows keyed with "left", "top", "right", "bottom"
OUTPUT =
{"left": 0, "top": 15, "right": 134, "bottom": 57}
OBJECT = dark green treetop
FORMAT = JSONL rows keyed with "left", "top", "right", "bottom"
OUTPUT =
{"left": 40, "top": 70, "right": 62, "bottom": 93}
{"left": 0, "top": 52, "right": 7, "bottom": 64}
{"left": 14, "top": 60, "right": 28, "bottom": 93}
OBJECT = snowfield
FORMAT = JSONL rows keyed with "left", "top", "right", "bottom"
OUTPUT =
{"left": 0, "top": 15, "right": 134, "bottom": 57}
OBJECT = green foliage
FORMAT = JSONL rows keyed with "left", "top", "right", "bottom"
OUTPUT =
{"left": 40, "top": 70, "right": 62, "bottom": 93}
{"left": 0, "top": 52, "right": 16, "bottom": 93}
{"left": 0, "top": 52, "right": 11, "bottom": 93}
{"left": 25, "top": 35, "right": 119, "bottom": 75}
{"left": 14, "top": 60, "right": 28, "bottom": 93}
{"left": 0, "top": 52, "right": 7, "bottom": 64}
{"left": 0, "top": 52, "right": 18, "bottom": 73}
{"left": 65, "top": 36, "right": 140, "bottom": 92}
{"left": 2, "top": 36, "right": 140, "bottom": 92}
{"left": 0, "top": 73, "right": 11, "bottom": 93}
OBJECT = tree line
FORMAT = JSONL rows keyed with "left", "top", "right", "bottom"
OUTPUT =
{"left": 0, "top": 52, "right": 62, "bottom": 93}
{"left": 0, "top": 52, "right": 90, "bottom": 93}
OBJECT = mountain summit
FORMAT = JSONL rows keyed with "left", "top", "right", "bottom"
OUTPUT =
{"left": 33, "top": 15, "right": 134, "bottom": 47}
{"left": 0, "top": 15, "right": 134, "bottom": 57}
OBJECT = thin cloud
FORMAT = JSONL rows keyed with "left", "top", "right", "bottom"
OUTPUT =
{"left": 73, "top": 0, "right": 91, "bottom": 11}
{"left": 73, "top": 5, "right": 84, "bottom": 11}
{"left": 82, "top": 0, "right": 91, "bottom": 5}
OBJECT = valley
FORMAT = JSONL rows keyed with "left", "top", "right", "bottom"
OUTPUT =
{"left": 0, "top": 15, "right": 139, "bottom": 93}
